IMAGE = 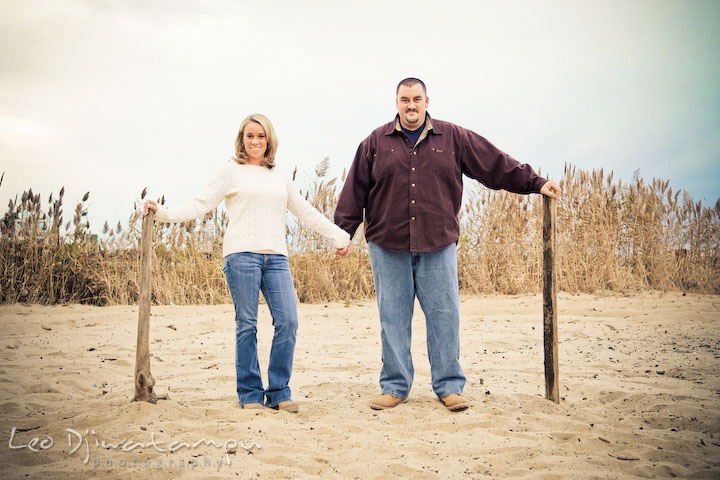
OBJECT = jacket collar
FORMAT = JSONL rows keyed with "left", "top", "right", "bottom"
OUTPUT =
{"left": 383, "top": 113, "right": 441, "bottom": 136}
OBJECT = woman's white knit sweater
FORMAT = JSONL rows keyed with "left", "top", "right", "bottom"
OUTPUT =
{"left": 153, "top": 161, "right": 350, "bottom": 257}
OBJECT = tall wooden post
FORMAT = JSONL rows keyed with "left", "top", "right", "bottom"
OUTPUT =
{"left": 133, "top": 211, "right": 157, "bottom": 403}
{"left": 543, "top": 197, "right": 559, "bottom": 403}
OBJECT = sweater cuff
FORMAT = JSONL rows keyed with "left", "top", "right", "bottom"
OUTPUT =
{"left": 333, "top": 230, "right": 351, "bottom": 249}
{"left": 153, "top": 204, "right": 171, "bottom": 223}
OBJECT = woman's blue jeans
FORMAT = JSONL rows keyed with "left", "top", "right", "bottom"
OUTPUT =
{"left": 223, "top": 253, "right": 298, "bottom": 407}
{"left": 368, "top": 242, "right": 466, "bottom": 399}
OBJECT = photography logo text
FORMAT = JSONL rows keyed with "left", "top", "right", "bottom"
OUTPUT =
{"left": 8, "top": 427, "right": 260, "bottom": 469}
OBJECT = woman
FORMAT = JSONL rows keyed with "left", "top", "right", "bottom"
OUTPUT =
{"left": 143, "top": 114, "right": 351, "bottom": 412}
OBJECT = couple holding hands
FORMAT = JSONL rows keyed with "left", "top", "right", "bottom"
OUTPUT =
{"left": 143, "top": 77, "right": 561, "bottom": 414}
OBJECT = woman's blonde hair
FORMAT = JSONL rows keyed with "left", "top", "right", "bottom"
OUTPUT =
{"left": 234, "top": 113, "right": 278, "bottom": 168}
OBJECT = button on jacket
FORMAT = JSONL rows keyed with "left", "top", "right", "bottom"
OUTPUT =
{"left": 335, "top": 114, "right": 548, "bottom": 253}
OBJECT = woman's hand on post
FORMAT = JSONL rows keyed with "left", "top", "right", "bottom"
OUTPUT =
{"left": 335, "top": 243, "right": 354, "bottom": 258}
{"left": 540, "top": 180, "right": 561, "bottom": 199}
{"left": 143, "top": 200, "right": 159, "bottom": 216}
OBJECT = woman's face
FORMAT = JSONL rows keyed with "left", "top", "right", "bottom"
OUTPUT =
{"left": 243, "top": 122, "right": 267, "bottom": 163}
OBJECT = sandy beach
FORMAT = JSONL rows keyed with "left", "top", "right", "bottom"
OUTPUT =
{"left": 0, "top": 292, "right": 718, "bottom": 479}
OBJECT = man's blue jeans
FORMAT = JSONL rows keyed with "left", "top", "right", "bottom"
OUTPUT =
{"left": 223, "top": 253, "right": 298, "bottom": 407}
{"left": 368, "top": 241, "right": 466, "bottom": 399}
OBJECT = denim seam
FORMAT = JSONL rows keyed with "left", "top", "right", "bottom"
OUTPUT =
{"left": 382, "top": 390, "right": 408, "bottom": 399}
{"left": 262, "top": 277, "right": 272, "bottom": 311}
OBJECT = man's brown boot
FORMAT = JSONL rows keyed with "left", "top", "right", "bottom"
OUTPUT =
{"left": 370, "top": 394, "right": 407, "bottom": 410}
{"left": 441, "top": 394, "right": 470, "bottom": 411}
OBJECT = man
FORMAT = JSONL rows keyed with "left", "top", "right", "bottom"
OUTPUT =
{"left": 334, "top": 78, "right": 561, "bottom": 411}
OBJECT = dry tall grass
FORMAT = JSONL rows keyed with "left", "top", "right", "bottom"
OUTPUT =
{"left": 1, "top": 163, "right": 718, "bottom": 305}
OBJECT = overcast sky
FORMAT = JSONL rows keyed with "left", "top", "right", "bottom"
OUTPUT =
{"left": 2, "top": 0, "right": 719, "bottom": 233}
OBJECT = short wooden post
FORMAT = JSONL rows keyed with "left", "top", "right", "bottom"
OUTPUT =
{"left": 132, "top": 211, "right": 157, "bottom": 403}
{"left": 543, "top": 196, "right": 559, "bottom": 403}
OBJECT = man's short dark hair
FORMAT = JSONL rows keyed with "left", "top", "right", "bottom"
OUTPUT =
{"left": 396, "top": 77, "right": 426, "bottom": 96}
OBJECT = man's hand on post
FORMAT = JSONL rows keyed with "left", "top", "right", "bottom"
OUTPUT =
{"left": 540, "top": 181, "right": 562, "bottom": 199}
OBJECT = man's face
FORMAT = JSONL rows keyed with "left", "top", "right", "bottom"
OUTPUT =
{"left": 396, "top": 84, "right": 428, "bottom": 130}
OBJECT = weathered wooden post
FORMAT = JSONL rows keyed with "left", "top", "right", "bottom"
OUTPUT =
{"left": 133, "top": 211, "right": 157, "bottom": 404}
{"left": 543, "top": 196, "right": 559, "bottom": 403}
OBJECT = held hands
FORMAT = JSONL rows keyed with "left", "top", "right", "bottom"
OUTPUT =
{"left": 143, "top": 200, "right": 159, "bottom": 216}
{"left": 540, "top": 180, "right": 562, "bottom": 199}
{"left": 335, "top": 243, "right": 354, "bottom": 258}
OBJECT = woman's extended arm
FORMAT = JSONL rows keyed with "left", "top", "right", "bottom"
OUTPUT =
{"left": 143, "top": 163, "right": 232, "bottom": 222}
{"left": 285, "top": 175, "right": 351, "bottom": 250}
